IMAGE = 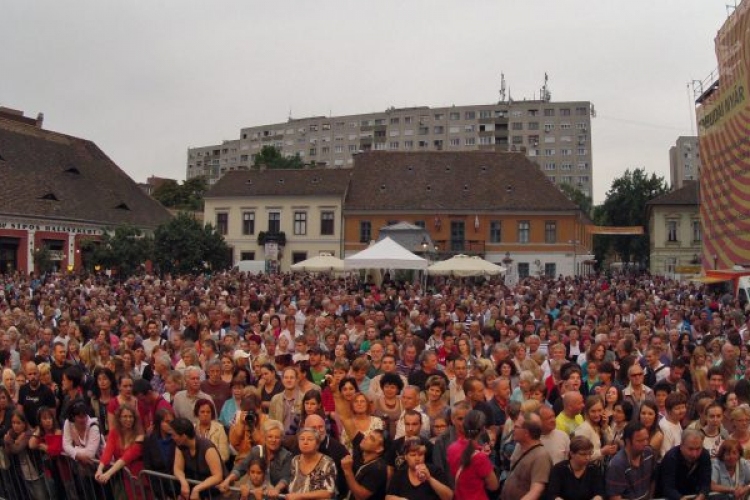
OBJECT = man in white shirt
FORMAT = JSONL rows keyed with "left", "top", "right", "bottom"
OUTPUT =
{"left": 539, "top": 405, "right": 570, "bottom": 465}
{"left": 394, "top": 386, "right": 430, "bottom": 440}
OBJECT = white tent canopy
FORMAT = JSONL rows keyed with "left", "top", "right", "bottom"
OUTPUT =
{"left": 290, "top": 253, "right": 345, "bottom": 272}
{"left": 344, "top": 237, "right": 428, "bottom": 270}
{"left": 428, "top": 254, "right": 507, "bottom": 277}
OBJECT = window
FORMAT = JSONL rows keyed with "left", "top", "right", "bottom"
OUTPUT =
{"left": 518, "top": 263, "right": 530, "bottom": 278}
{"left": 544, "top": 123, "right": 555, "bottom": 132}
{"left": 309, "top": 148, "right": 317, "bottom": 156}
{"left": 434, "top": 113, "right": 444, "bottom": 120}
{"left": 449, "top": 111, "right": 460, "bottom": 120}
{"left": 242, "top": 212, "right": 255, "bottom": 235}
{"left": 479, "top": 110, "right": 492, "bottom": 118}
{"left": 545, "top": 221, "right": 557, "bottom": 243}
{"left": 292, "top": 252, "right": 308, "bottom": 264}
{"left": 450, "top": 138, "right": 460, "bottom": 146}
{"left": 359, "top": 221, "right": 372, "bottom": 243}
{"left": 576, "top": 106, "right": 588, "bottom": 116}
{"left": 348, "top": 145, "right": 357, "bottom": 152}
{"left": 512, "top": 122, "right": 523, "bottom": 130}
{"left": 335, "top": 145, "right": 343, "bottom": 153}
{"left": 479, "top": 136, "right": 493, "bottom": 145}
{"left": 544, "top": 162, "right": 556, "bottom": 171}
{"left": 216, "top": 213, "right": 228, "bottom": 235}
{"left": 528, "top": 109, "right": 539, "bottom": 117}
{"left": 528, "top": 122, "right": 539, "bottom": 130}
{"left": 545, "top": 149, "right": 555, "bottom": 156}
{"left": 389, "top": 117, "right": 400, "bottom": 125}
{"left": 544, "top": 109, "right": 555, "bottom": 117}
{"left": 404, "top": 140, "right": 414, "bottom": 149}
{"left": 692, "top": 220, "right": 701, "bottom": 242}
{"left": 434, "top": 126, "right": 444, "bottom": 134}
{"left": 321, "top": 146, "right": 330, "bottom": 154}
{"left": 293, "top": 211, "right": 307, "bottom": 235}
{"left": 414, "top": 220, "right": 425, "bottom": 228}
{"left": 465, "top": 137, "right": 476, "bottom": 146}
{"left": 465, "top": 111, "right": 476, "bottom": 120}
{"left": 667, "top": 220, "right": 678, "bottom": 242}
{"left": 404, "top": 116, "right": 413, "bottom": 124}
{"left": 544, "top": 263, "right": 557, "bottom": 277}
{"left": 518, "top": 221, "right": 530, "bottom": 243}
{"left": 560, "top": 108, "right": 571, "bottom": 116}
{"left": 464, "top": 124, "right": 476, "bottom": 132}
{"left": 577, "top": 148, "right": 588, "bottom": 156}
{"left": 240, "top": 251, "right": 255, "bottom": 261}
{"left": 489, "top": 221, "right": 501, "bottom": 243}
{"left": 561, "top": 149, "right": 572, "bottom": 156}
{"left": 268, "top": 212, "right": 280, "bottom": 233}
{"left": 321, "top": 211, "right": 335, "bottom": 235}
{"left": 512, "top": 136, "right": 523, "bottom": 144}
{"left": 389, "top": 141, "right": 399, "bottom": 150}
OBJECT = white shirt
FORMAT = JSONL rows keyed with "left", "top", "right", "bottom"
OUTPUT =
{"left": 660, "top": 418, "right": 683, "bottom": 456}
{"left": 394, "top": 408, "right": 431, "bottom": 440}
{"left": 540, "top": 429, "right": 570, "bottom": 465}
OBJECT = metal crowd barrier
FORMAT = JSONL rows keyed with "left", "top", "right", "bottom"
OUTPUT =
{"left": 0, "top": 448, "right": 245, "bottom": 500}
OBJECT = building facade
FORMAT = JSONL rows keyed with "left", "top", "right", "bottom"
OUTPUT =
{"left": 669, "top": 136, "right": 701, "bottom": 189}
{"left": 188, "top": 100, "right": 595, "bottom": 196}
{"left": 0, "top": 107, "right": 172, "bottom": 274}
{"left": 646, "top": 181, "right": 701, "bottom": 278}
{"left": 203, "top": 169, "right": 351, "bottom": 270}
{"left": 343, "top": 151, "right": 592, "bottom": 278}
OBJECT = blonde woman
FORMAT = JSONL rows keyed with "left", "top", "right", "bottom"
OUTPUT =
{"left": 2, "top": 368, "right": 18, "bottom": 404}
{"left": 691, "top": 346, "right": 710, "bottom": 392}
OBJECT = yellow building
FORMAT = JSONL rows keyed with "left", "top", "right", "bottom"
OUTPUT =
{"left": 344, "top": 151, "right": 591, "bottom": 278}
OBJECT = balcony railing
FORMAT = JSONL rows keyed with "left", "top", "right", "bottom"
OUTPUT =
{"left": 433, "top": 239, "right": 486, "bottom": 256}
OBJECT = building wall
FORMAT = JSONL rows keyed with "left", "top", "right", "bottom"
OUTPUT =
{"left": 648, "top": 205, "right": 701, "bottom": 277}
{"left": 669, "top": 136, "right": 701, "bottom": 189}
{"left": 343, "top": 212, "right": 591, "bottom": 277}
{"left": 188, "top": 101, "right": 594, "bottom": 195}
{"left": 203, "top": 195, "right": 344, "bottom": 270}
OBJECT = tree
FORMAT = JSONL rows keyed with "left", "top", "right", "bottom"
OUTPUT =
{"left": 596, "top": 168, "right": 669, "bottom": 268}
{"left": 93, "top": 225, "right": 154, "bottom": 276}
{"left": 558, "top": 183, "right": 593, "bottom": 218}
{"left": 253, "top": 146, "right": 304, "bottom": 169}
{"left": 153, "top": 212, "right": 231, "bottom": 274}
{"left": 152, "top": 177, "right": 207, "bottom": 211}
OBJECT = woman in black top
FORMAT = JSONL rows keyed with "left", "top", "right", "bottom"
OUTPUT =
{"left": 386, "top": 438, "right": 452, "bottom": 500}
{"left": 545, "top": 436, "right": 605, "bottom": 500}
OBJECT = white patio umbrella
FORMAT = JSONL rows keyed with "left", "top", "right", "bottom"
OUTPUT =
{"left": 427, "top": 254, "right": 507, "bottom": 277}
{"left": 290, "top": 253, "right": 345, "bottom": 272}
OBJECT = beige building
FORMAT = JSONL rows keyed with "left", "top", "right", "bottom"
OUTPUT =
{"left": 188, "top": 99, "right": 595, "bottom": 196}
{"left": 203, "top": 169, "right": 350, "bottom": 270}
{"left": 646, "top": 181, "right": 701, "bottom": 278}
{"left": 669, "top": 136, "right": 701, "bottom": 189}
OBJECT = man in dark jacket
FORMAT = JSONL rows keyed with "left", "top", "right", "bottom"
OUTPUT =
{"left": 658, "top": 429, "right": 711, "bottom": 500}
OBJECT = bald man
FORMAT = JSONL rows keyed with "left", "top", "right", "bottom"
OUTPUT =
{"left": 555, "top": 392, "right": 584, "bottom": 436}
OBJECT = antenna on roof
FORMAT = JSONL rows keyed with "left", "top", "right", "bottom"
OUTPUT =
{"left": 540, "top": 72, "right": 551, "bottom": 102}
{"left": 288, "top": 108, "right": 293, "bottom": 121}
{"left": 498, "top": 72, "right": 507, "bottom": 103}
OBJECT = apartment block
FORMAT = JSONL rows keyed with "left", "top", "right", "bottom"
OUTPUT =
{"left": 187, "top": 100, "right": 595, "bottom": 196}
{"left": 669, "top": 136, "right": 701, "bottom": 190}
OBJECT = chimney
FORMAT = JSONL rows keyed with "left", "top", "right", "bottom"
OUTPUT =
{"left": 36, "top": 112, "right": 44, "bottom": 128}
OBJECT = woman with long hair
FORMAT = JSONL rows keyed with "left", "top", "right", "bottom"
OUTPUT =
{"left": 574, "top": 395, "right": 617, "bottom": 463}
{"left": 638, "top": 400, "right": 664, "bottom": 459}
{"left": 107, "top": 374, "right": 137, "bottom": 433}
{"left": 88, "top": 367, "right": 117, "bottom": 437}
{"left": 602, "top": 385, "right": 623, "bottom": 426}
{"left": 219, "top": 376, "right": 246, "bottom": 428}
{"left": 142, "top": 407, "right": 176, "bottom": 475}
{"left": 446, "top": 409, "right": 499, "bottom": 500}
{"left": 220, "top": 354, "right": 235, "bottom": 384}
{"left": 259, "top": 363, "right": 284, "bottom": 413}
{"left": 95, "top": 404, "right": 145, "bottom": 498}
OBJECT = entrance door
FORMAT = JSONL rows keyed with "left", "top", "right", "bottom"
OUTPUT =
{"left": 450, "top": 221, "right": 465, "bottom": 252}
{"left": 0, "top": 238, "right": 19, "bottom": 274}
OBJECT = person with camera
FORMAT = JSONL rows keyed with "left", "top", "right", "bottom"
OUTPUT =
{"left": 230, "top": 393, "right": 267, "bottom": 464}
{"left": 386, "top": 438, "right": 453, "bottom": 500}
{"left": 219, "top": 419, "right": 292, "bottom": 497}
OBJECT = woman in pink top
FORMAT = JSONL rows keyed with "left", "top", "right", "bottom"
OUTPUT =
{"left": 447, "top": 410, "right": 499, "bottom": 500}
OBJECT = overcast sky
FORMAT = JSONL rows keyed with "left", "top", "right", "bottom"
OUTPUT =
{"left": 0, "top": 1, "right": 729, "bottom": 203}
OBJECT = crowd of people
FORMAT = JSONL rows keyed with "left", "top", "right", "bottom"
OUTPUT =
{"left": 0, "top": 268, "right": 748, "bottom": 500}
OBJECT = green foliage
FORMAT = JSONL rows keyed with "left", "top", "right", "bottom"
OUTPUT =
{"left": 257, "top": 230, "right": 286, "bottom": 246}
{"left": 558, "top": 183, "right": 593, "bottom": 218}
{"left": 153, "top": 212, "right": 231, "bottom": 274}
{"left": 253, "top": 146, "right": 304, "bottom": 169}
{"left": 33, "top": 247, "right": 53, "bottom": 274}
{"left": 596, "top": 168, "right": 669, "bottom": 268}
{"left": 152, "top": 177, "right": 207, "bottom": 211}
{"left": 92, "top": 225, "right": 154, "bottom": 276}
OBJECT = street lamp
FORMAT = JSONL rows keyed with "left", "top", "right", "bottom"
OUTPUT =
{"left": 502, "top": 251, "right": 514, "bottom": 285}
{"left": 713, "top": 254, "right": 719, "bottom": 269}
{"left": 568, "top": 239, "right": 580, "bottom": 277}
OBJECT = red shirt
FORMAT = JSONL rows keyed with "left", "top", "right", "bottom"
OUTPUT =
{"left": 447, "top": 437, "right": 493, "bottom": 500}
